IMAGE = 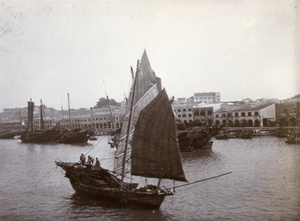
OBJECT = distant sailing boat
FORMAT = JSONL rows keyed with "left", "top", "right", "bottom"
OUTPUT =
{"left": 56, "top": 50, "right": 187, "bottom": 209}
{"left": 56, "top": 93, "right": 93, "bottom": 144}
{"left": 20, "top": 99, "right": 59, "bottom": 143}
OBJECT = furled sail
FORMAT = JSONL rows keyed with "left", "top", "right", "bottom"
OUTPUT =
{"left": 40, "top": 100, "right": 45, "bottom": 131}
{"left": 114, "top": 50, "right": 161, "bottom": 174}
{"left": 131, "top": 89, "right": 187, "bottom": 182}
{"left": 27, "top": 101, "right": 34, "bottom": 132}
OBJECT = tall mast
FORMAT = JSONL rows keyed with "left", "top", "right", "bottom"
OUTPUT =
{"left": 40, "top": 99, "right": 45, "bottom": 130}
{"left": 120, "top": 64, "right": 138, "bottom": 190}
{"left": 27, "top": 98, "right": 34, "bottom": 132}
{"left": 19, "top": 110, "right": 22, "bottom": 130}
{"left": 90, "top": 107, "right": 93, "bottom": 129}
{"left": 67, "top": 93, "right": 71, "bottom": 128}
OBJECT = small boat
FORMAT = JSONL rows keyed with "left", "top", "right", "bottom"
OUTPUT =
{"left": 215, "top": 129, "right": 229, "bottom": 140}
{"left": 56, "top": 50, "right": 187, "bottom": 209}
{"left": 89, "top": 136, "right": 97, "bottom": 141}
{"left": 0, "top": 130, "right": 16, "bottom": 139}
{"left": 239, "top": 129, "right": 252, "bottom": 139}
{"left": 204, "top": 141, "right": 213, "bottom": 149}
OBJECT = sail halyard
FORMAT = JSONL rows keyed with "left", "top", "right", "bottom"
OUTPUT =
{"left": 131, "top": 89, "right": 187, "bottom": 182}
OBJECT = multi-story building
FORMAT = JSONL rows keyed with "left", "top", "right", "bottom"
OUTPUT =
{"left": 194, "top": 92, "right": 221, "bottom": 103}
{"left": 193, "top": 103, "right": 222, "bottom": 126}
{"left": 173, "top": 103, "right": 194, "bottom": 123}
{"left": 214, "top": 103, "right": 276, "bottom": 127}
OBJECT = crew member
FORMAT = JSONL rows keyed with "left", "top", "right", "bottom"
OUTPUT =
{"left": 80, "top": 153, "right": 86, "bottom": 166}
{"left": 95, "top": 157, "right": 101, "bottom": 168}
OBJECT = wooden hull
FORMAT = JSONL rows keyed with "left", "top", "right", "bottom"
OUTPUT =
{"left": 20, "top": 130, "right": 60, "bottom": 143}
{"left": 56, "top": 129, "right": 92, "bottom": 144}
{"left": 69, "top": 180, "right": 165, "bottom": 209}
{"left": 215, "top": 135, "right": 228, "bottom": 140}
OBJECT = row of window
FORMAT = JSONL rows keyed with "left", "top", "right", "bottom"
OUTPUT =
{"left": 175, "top": 108, "right": 192, "bottom": 112}
{"left": 178, "top": 114, "right": 193, "bottom": 118}
{"left": 215, "top": 111, "right": 259, "bottom": 118}
{"left": 194, "top": 109, "right": 213, "bottom": 116}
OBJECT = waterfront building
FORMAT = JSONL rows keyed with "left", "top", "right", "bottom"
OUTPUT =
{"left": 214, "top": 102, "right": 276, "bottom": 127}
{"left": 194, "top": 92, "right": 221, "bottom": 103}
{"left": 193, "top": 103, "right": 222, "bottom": 126}
{"left": 275, "top": 95, "right": 300, "bottom": 126}
{"left": 173, "top": 103, "right": 195, "bottom": 124}
{"left": 0, "top": 105, "right": 125, "bottom": 135}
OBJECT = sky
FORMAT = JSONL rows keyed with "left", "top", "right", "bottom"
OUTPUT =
{"left": 0, "top": 0, "right": 299, "bottom": 112}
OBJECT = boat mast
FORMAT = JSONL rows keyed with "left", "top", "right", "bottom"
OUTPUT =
{"left": 106, "top": 95, "right": 116, "bottom": 134}
{"left": 120, "top": 63, "right": 138, "bottom": 190}
{"left": 19, "top": 110, "right": 23, "bottom": 130}
{"left": 28, "top": 98, "right": 34, "bottom": 132}
{"left": 67, "top": 93, "right": 71, "bottom": 128}
{"left": 90, "top": 107, "right": 93, "bottom": 129}
{"left": 40, "top": 99, "right": 45, "bottom": 131}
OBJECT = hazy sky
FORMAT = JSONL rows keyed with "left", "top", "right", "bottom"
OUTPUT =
{"left": 0, "top": 0, "right": 299, "bottom": 112}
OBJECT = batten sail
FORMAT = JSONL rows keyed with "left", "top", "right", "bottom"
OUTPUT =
{"left": 131, "top": 89, "right": 187, "bottom": 182}
{"left": 114, "top": 50, "right": 161, "bottom": 174}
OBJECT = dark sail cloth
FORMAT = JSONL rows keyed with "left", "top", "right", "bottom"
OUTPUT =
{"left": 131, "top": 89, "right": 187, "bottom": 182}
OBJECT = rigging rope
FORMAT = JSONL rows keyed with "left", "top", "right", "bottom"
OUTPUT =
{"left": 84, "top": 135, "right": 106, "bottom": 156}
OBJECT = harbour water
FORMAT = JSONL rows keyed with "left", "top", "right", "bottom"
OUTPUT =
{"left": 0, "top": 136, "right": 299, "bottom": 221}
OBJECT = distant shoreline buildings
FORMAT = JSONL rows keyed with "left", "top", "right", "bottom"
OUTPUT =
{"left": 0, "top": 92, "right": 299, "bottom": 134}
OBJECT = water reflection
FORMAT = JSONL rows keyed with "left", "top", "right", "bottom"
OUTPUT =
{"left": 182, "top": 148, "right": 219, "bottom": 162}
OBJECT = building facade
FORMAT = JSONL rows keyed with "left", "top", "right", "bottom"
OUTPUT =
{"left": 194, "top": 92, "right": 221, "bottom": 103}
{"left": 193, "top": 103, "right": 222, "bottom": 126}
{"left": 214, "top": 103, "right": 276, "bottom": 127}
{"left": 173, "top": 103, "right": 194, "bottom": 123}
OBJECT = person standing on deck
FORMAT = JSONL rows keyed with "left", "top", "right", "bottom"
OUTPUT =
{"left": 95, "top": 157, "right": 101, "bottom": 168}
{"left": 80, "top": 153, "right": 86, "bottom": 166}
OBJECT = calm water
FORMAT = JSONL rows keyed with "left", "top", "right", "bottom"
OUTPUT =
{"left": 0, "top": 136, "right": 299, "bottom": 221}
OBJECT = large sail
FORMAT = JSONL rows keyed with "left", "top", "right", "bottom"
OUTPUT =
{"left": 114, "top": 50, "right": 161, "bottom": 174}
{"left": 131, "top": 89, "right": 187, "bottom": 182}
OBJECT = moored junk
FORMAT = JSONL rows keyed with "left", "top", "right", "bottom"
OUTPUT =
{"left": 20, "top": 100, "right": 61, "bottom": 143}
{"left": 56, "top": 50, "right": 187, "bottom": 209}
{"left": 56, "top": 128, "right": 93, "bottom": 144}
{"left": 177, "top": 126, "right": 213, "bottom": 152}
{"left": 55, "top": 94, "right": 93, "bottom": 144}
